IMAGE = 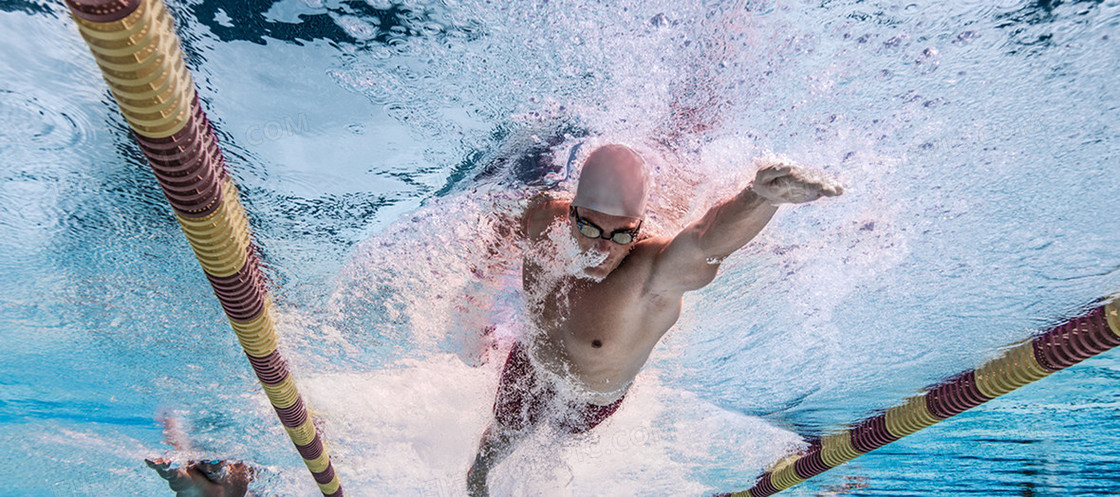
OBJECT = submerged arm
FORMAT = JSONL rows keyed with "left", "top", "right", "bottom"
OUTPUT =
{"left": 650, "top": 161, "right": 843, "bottom": 292}
{"left": 447, "top": 193, "right": 555, "bottom": 365}
{"left": 519, "top": 193, "right": 563, "bottom": 241}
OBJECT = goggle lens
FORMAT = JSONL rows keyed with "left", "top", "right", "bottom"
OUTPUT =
{"left": 610, "top": 232, "right": 634, "bottom": 244}
{"left": 577, "top": 222, "right": 601, "bottom": 239}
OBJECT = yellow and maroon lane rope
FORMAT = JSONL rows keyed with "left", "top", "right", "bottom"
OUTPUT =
{"left": 717, "top": 300, "right": 1120, "bottom": 497}
{"left": 64, "top": 1, "right": 342, "bottom": 494}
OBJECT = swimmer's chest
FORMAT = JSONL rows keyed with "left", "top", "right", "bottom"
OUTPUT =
{"left": 541, "top": 267, "right": 669, "bottom": 352}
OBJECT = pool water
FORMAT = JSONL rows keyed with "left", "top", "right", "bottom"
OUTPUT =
{"left": 1, "top": 0, "right": 1118, "bottom": 495}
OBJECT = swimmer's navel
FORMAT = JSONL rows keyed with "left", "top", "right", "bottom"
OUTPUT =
{"left": 592, "top": 339, "right": 602, "bottom": 348}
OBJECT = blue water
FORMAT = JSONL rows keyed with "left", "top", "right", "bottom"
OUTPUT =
{"left": 1, "top": 0, "right": 1119, "bottom": 495}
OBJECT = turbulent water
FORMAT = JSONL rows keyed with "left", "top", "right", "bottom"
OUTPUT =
{"left": 1, "top": 0, "right": 1118, "bottom": 495}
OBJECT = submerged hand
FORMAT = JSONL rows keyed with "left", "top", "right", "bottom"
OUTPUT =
{"left": 145, "top": 458, "right": 252, "bottom": 497}
{"left": 751, "top": 160, "right": 843, "bottom": 205}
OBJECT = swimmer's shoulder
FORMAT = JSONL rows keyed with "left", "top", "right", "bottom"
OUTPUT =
{"left": 623, "top": 236, "right": 677, "bottom": 289}
{"left": 521, "top": 193, "right": 568, "bottom": 240}
{"left": 632, "top": 235, "right": 673, "bottom": 261}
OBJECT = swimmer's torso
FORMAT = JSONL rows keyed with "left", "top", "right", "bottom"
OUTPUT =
{"left": 521, "top": 200, "right": 684, "bottom": 405}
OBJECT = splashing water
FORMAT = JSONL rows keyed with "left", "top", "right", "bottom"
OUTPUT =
{"left": 1, "top": 0, "right": 1119, "bottom": 495}
{"left": 541, "top": 219, "right": 611, "bottom": 283}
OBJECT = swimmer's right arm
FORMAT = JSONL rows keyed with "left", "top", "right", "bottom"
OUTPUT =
{"left": 648, "top": 160, "right": 842, "bottom": 292}
{"left": 647, "top": 186, "right": 778, "bottom": 292}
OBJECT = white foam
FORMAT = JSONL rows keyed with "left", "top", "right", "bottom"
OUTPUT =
{"left": 541, "top": 219, "right": 610, "bottom": 282}
{"left": 294, "top": 356, "right": 800, "bottom": 496}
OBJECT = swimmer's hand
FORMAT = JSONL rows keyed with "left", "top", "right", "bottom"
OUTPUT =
{"left": 750, "top": 160, "right": 844, "bottom": 205}
{"left": 145, "top": 458, "right": 253, "bottom": 497}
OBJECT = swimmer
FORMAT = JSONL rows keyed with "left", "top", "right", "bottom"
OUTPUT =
{"left": 145, "top": 458, "right": 255, "bottom": 497}
{"left": 144, "top": 415, "right": 256, "bottom": 496}
{"left": 467, "top": 144, "right": 843, "bottom": 496}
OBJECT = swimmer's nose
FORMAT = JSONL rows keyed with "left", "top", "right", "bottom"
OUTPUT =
{"left": 593, "top": 239, "right": 613, "bottom": 252}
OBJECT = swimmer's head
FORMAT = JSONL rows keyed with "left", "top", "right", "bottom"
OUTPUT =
{"left": 571, "top": 144, "right": 649, "bottom": 219}
{"left": 567, "top": 144, "right": 648, "bottom": 279}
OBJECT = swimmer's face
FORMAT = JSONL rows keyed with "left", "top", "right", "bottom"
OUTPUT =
{"left": 568, "top": 206, "right": 642, "bottom": 279}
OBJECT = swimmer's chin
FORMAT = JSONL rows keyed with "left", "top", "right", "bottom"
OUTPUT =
{"left": 575, "top": 262, "right": 613, "bottom": 282}
{"left": 574, "top": 268, "right": 607, "bottom": 282}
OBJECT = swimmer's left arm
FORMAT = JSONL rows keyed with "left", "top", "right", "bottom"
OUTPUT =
{"left": 519, "top": 192, "right": 557, "bottom": 239}
{"left": 468, "top": 193, "right": 553, "bottom": 279}
{"left": 648, "top": 161, "right": 842, "bottom": 292}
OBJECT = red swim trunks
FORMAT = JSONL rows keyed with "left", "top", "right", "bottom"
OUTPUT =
{"left": 493, "top": 342, "right": 624, "bottom": 434}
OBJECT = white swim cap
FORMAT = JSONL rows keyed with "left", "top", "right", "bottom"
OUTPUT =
{"left": 571, "top": 145, "right": 649, "bottom": 218}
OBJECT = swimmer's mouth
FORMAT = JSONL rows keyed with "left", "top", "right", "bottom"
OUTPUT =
{"left": 587, "top": 257, "right": 614, "bottom": 272}
{"left": 586, "top": 257, "right": 610, "bottom": 270}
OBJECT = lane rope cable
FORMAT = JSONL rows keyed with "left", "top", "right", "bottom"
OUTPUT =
{"left": 64, "top": 1, "right": 343, "bottom": 495}
{"left": 716, "top": 299, "right": 1120, "bottom": 497}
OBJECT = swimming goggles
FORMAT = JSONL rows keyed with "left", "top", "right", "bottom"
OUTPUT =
{"left": 569, "top": 206, "right": 642, "bottom": 245}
